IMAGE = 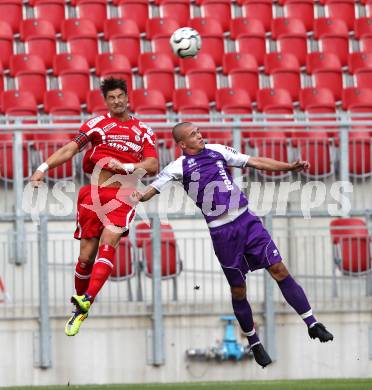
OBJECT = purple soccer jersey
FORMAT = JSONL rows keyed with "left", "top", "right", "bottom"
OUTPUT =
{"left": 150, "top": 144, "right": 282, "bottom": 284}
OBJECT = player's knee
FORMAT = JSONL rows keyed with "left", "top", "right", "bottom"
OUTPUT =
{"left": 230, "top": 285, "right": 246, "bottom": 300}
{"left": 268, "top": 262, "right": 289, "bottom": 281}
{"left": 78, "top": 256, "right": 94, "bottom": 268}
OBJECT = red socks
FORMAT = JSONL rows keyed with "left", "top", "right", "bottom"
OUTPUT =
{"left": 86, "top": 244, "right": 116, "bottom": 301}
{"left": 75, "top": 258, "right": 94, "bottom": 295}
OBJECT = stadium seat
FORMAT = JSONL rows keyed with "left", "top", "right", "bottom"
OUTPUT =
{"left": 271, "top": 18, "right": 307, "bottom": 66}
{"left": 348, "top": 132, "right": 372, "bottom": 176}
{"left": 173, "top": 88, "right": 210, "bottom": 112}
{"left": 130, "top": 89, "right": 167, "bottom": 119}
{"left": 61, "top": 19, "right": 98, "bottom": 67}
{"left": 117, "top": 0, "right": 149, "bottom": 32}
{"left": 257, "top": 88, "right": 293, "bottom": 112}
{"left": 32, "top": 0, "right": 66, "bottom": 33}
{"left": 138, "top": 52, "right": 174, "bottom": 74}
{"left": 342, "top": 87, "right": 372, "bottom": 110}
{"left": 264, "top": 53, "right": 301, "bottom": 101}
{"left": 227, "top": 66, "right": 259, "bottom": 102}
{"left": 74, "top": 0, "right": 107, "bottom": 32}
{"left": 146, "top": 18, "right": 180, "bottom": 40}
{"left": 2, "top": 90, "right": 38, "bottom": 116}
{"left": 86, "top": 89, "right": 106, "bottom": 114}
{"left": 179, "top": 53, "right": 216, "bottom": 75}
{"left": 9, "top": 54, "right": 47, "bottom": 105}
{"left": 152, "top": 35, "right": 180, "bottom": 66}
{"left": 348, "top": 52, "right": 372, "bottom": 74}
{"left": 109, "top": 33, "right": 141, "bottom": 68}
{"left": 230, "top": 18, "right": 265, "bottom": 40}
{"left": 186, "top": 69, "right": 217, "bottom": 102}
{"left": 43, "top": 90, "right": 81, "bottom": 114}
{"left": 236, "top": 30, "right": 266, "bottom": 66}
{"left": 355, "top": 69, "right": 372, "bottom": 92}
{"left": 188, "top": 18, "right": 224, "bottom": 66}
{"left": 354, "top": 17, "right": 372, "bottom": 39}
{"left": 160, "top": 0, "right": 191, "bottom": 27}
{"left": 215, "top": 88, "right": 251, "bottom": 114}
{"left": 0, "top": 64, "right": 3, "bottom": 94}
{"left": 314, "top": 18, "right": 349, "bottom": 66}
{"left": 0, "top": 21, "right": 13, "bottom": 69}
{"left": 0, "top": 0, "right": 22, "bottom": 33}
{"left": 324, "top": 0, "right": 355, "bottom": 31}
{"left": 103, "top": 18, "right": 140, "bottom": 41}
{"left": 20, "top": 19, "right": 56, "bottom": 69}
{"left": 359, "top": 34, "right": 372, "bottom": 54}
{"left": 330, "top": 218, "right": 371, "bottom": 274}
{"left": 110, "top": 236, "right": 134, "bottom": 280}
{"left": 283, "top": 0, "right": 314, "bottom": 32}
{"left": 241, "top": 0, "right": 273, "bottom": 32}
{"left": 223, "top": 52, "right": 258, "bottom": 74}
{"left": 200, "top": 0, "right": 232, "bottom": 32}
{"left": 53, "top": 53, "right": 90, "bottom": 104}
{"left": 95, "top": 53, "right": 132, "bottom": 92}
{"left": 306, "top": 52, "right": 343, "bottom": 101}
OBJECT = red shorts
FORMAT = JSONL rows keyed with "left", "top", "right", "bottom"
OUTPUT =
{"left": 74, "top": 185, "right": 136, "bottom": 240}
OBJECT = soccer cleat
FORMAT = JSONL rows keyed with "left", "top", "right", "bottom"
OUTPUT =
{"left": 308, "top": 322, "right": 334, "bottom": 343}
{"left": 70, "top": 293, "right": 92, "bottom": 313}
{"left": 65, "top": 309, "right": 88, "bottom": 336}
{"left": 251, "top": 343, "right": 273, "bottom": 368}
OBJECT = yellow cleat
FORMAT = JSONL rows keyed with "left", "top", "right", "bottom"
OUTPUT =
{"left": 71, "top": 293, "right": 92, "bottom": 313}
{"left": 65, "top": 309, "right": 88, "bottom": 336}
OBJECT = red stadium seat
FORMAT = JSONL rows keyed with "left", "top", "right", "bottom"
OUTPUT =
{"left": 95, "top": 53, "right": 132, "bottom": 92}
{"left": 9, "top": 54, "right": 47, "bottom": 104}
{"left": 348, "top": 132, "right": 372, "bottom": 176}
{"left": 160, "top": 0, "right": 190, "bottom": 27}
{"left": 342, "top": 87, "right": 372, "bottom": 110}
{"left": 300, "top": 88, "right": 335, "bottom": 111}
{"left": 0, "top": 0, "right": 22, "bottom": 33}
{"left": 354, "top": 17, "right": 372, "bottom": 39}
{"left": 2, "top": 90, "right": 38, "bottom": 116}
{"left": 271, "top": 18, "right": 307, "bottom": 66}
{"left": 0, "top": 64, "right": 3, "bottom": 93}
{"left": 314, "top": 18, "right": 349, "bottom": 66}
{"left": 53, "top": 53, "right": 90, "bottom": 104}
{"left": 257, "top": 88, "right": 293, "bottom": 112}
{"left": 242, "top": 0, "right": 273, "bottom": 32}
{"left": 43, "top": 90, "right": 81, "bottom": 114}
{"left": 307, "top": 52, "right": 343, "bottom": 101}
{"left": 189, "top": 18, "right": 224, "bottom": 66}
{"left": 20, "top": 19, "right": 56, "bottom": 68}
{"left": 186, "top": 69, "right": 217, "bottom": 102}
{"left": 236, "top": 31, "right": 266, "bottom": 66}
{"left": 173, "top": 88, "right": 209, "bottom": 112}
{"left": 0, "top": 21, "right": 13, "bottom": 69}
{"left": 86, "top": 90, "right": 106, "bottom": 114}
{"left": 138, "top": 52, "right": 174, "bottom": 74}
{"left": 330, "top": 218, "right": 371, "bottom": 274}
{"left": 75, "top": 0, "right": 107, "bottom": 32}
{"left": 201, "top": 0, "right": 232, "bottom": 32}
{"left": 324, "top": 0, "right": 355, "bottom": 31}
{"left": 230, "top": 17, "right": 265, "bottom": 40}
{"left": 355, "top": 69, "right": 372, "bottom": 92}
{"left": 228, "top": 69, "right": 259, "bottom": 102}
{"left": 145, "top": 18, "right": 180, "bottom": 40}
{"left": 284, "top": 0, "right": 314, "bottom": 32}
{"left": 136, "top": 221, "right": 176, "bottom": 247}
{"left": 33, "top": 0, "right": 66, "bottom": 33}
{"left": 179, "top": 53, "right": 216, "bottom": 75}
{"left": 223, "top": 52, "right": 258, "bottom": 73}
{"left": 216, "top": 88, "right": 251, "bottom": 111}
{"left": 61, "top": 19, "right": 98, "bottom": 67}
{"left": 264, "top": 53, "right": 301, "bottom": 101}
{"left": 117, "top": 0, "right": 149, "bottom": 32}
{"left": 152, "top": 35, "right": 180, "bottom": 66}
{"left": 103, "top": 18, "right": 140, "bottom": 41}
{"left": 109, "top": 34, "right": 141, "bottom": 68}
{"left": 348, "top": 53, "right": 372, "bottom": 74}
{"left": 110, "top": 237, "right": 134, "bottom": 280}
{"left": 131, "top": 89, "right": 166, "bottom": 119}
{"left": 359, "top": 34, "right": 372, "bottom": 55}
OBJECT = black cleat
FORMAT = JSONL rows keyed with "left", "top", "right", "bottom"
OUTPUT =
{"left": 308, "top": 323, "right": 334, "bottom": 343}
{"left": 251, "top": 343, "right": 273, "bottom": 368}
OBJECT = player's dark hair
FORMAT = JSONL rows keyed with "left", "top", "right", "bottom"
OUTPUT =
{"left": 172, "top": 122, "right": 192, "bottom": 142}
{"left": 100, "top": 77, "right": 127, "bottom": 98}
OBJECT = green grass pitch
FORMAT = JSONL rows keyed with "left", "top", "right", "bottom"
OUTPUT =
{"left": 4, "top": 379, "right": 372, "bottom": 390}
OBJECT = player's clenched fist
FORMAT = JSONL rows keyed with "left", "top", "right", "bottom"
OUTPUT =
{"left": 30, "top": 170, "right": 45, "bottom": 187}
{"left": 289, "top": 160, "right": 310, "bottom": 172}
{"left": 130, "top": 190, "right": 145, "bottom": 203}
{"left": 108, "top": 158, "right": 135, "bottom": 174}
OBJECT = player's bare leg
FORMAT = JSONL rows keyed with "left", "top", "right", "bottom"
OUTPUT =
{"left": 230, "top": 285, "right": 272, "bottom": 368}
{"left": 267, "top": 262, "right": 334, "bottom": 343}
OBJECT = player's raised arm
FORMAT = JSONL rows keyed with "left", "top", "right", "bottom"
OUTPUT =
{"left": 246, "top": 157, "right": 310, "bottom": 172}
{"left": 30, "top": 141, "right": 80, "bottom": 186}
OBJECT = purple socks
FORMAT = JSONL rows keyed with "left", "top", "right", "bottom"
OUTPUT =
{"left": 277, "top": 274, "right": 318, "bottom": 328}
{"left": 232, "top": 297, "right": 261, "bottom": 347}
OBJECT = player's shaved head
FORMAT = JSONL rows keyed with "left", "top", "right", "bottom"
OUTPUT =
{"left": 172, "top": 122, "right": 193, "bottom": 142}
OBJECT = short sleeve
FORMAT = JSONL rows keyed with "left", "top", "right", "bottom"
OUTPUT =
{"left": 206, "top": 144, "right": 250, "bottom": 168}
{"left": 138, "top": 121, "right": 158, "bottom": 159}
{"left": 150, "top": 157, "right": 184, "bottom": 193}
{"left": 72, "top": 115, "right": 105, "bottom": 151}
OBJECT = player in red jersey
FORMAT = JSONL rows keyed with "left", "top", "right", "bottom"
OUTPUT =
{"left": 30, "top": 78, "right": 158, "bottom": 336}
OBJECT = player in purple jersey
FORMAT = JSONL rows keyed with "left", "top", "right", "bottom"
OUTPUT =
{"left": 132, "top": 122, "right": 334, "bottom": 368}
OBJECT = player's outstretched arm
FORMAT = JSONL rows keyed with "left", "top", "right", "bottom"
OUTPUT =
{"left": 246, "top": 157, "right": 310, "bottom": 172}
{"left": 30, "top": 141, "right": 80, "bottom": 186}
{"left": 131, "top": 187, "right": 159, "bottom": 203}
{"left": 108, "top": 157, "right": 158, "bottom": 176}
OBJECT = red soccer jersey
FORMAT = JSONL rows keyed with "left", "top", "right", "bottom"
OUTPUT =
{"left": 73, "top": 113, "right": 157, "bottom": 174}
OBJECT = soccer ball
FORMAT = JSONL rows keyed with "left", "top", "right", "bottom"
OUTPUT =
{"left": 169, "top": 27, "right": 202, "bottom": 58}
